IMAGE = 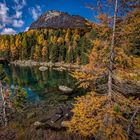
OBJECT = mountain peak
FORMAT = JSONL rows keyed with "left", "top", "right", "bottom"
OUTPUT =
{"left": 29, "top": 10, "right": 92, "bottom": 30}
{"left": 43, "top": 10, "right": 62, "bottom": 20}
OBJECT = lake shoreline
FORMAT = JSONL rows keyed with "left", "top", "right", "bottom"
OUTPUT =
{"left": 10, "top": 60, "right": 86, "bottom": 72}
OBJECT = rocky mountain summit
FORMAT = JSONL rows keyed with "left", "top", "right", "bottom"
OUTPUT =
{"left": 29, "top": 10, "right": 92, "bottom": 29}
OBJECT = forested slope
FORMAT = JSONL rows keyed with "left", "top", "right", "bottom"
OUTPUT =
{"left": 0, "top": 28, "right": 93, "bottom": 64}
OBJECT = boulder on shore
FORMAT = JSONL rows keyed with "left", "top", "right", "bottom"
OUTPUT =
{"left": 39, "top": 66, "right": 48, "bottom": 71}
{"left": 59, "top": 86, "right": 73, "bottom": 94}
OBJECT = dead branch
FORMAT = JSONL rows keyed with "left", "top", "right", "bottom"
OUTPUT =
{"left": 127, "top": 106, "right": 140, "bottom": 135}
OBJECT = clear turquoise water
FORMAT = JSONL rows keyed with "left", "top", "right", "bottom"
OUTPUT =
{"left": 4, "top": 64, "right": 78, "bottom": 104}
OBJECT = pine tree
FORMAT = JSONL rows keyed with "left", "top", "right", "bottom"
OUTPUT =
{"left": 34, "top": 45, "right": 42, "bottom": 61}
{"left": 21, "top": 35, "right": 28, "bottom": 60}
{"left": 50, "top": 45, "right": 59, "bottom": 63}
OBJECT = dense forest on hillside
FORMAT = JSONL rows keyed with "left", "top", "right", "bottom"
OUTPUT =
{"left": 0, "top": 28, "right": 93, "bottom": 64}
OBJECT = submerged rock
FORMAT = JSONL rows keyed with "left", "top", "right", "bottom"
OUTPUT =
{"left": 34, "top": 121, "right": 44, "bottom": 127}
{"left": 59, "top": 86, "right": 73, "bottom": 94}
{"left": 34, "top": 121, "right": 42, "bottom": 126}
{"left": 39, "top": 66, "right": 48, "bottom": 71}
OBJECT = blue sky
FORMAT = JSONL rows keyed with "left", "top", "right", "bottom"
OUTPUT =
{"left": 0, "top": 0, "right": 97, "bottom": 35}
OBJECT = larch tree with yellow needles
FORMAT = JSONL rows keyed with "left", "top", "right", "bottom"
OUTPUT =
{"left": 67, "top": 0, "right": 140, "bottom": 139}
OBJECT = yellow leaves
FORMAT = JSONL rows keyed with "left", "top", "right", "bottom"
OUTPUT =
{"left": 11, "top": 47, "right": 18, "bottom": 58}
{"left": 93, "top": 39, "right": 100, "bottom": 47}
{"left": 15, "top": 35, "right": 21, "bottom": 47}
{"left": 67, "top": 92, "right": 140, "bottom": 139}
{"left": 57, "top": 37, "right": 64, "bottom": 44}
{"left": 114, "top": 47, "right": 135, "bottom": 69}
{"left": 26, "top": 29, "right": 35, "bottom": 36}
{"left": 34, "top": 45, "right": 41, "bottom": 61}
{"left": 42, "top": 46, "right": 48, "bottom": 61}
{"left": 71, "top": 71, "right": 92, "bottom": 80}
{"left": 116, "top": 68, "right": 140, "bottom": 84}
{"left": 65, "top": 28, "right": 70, "bottom": 43}
{"left": 97, "top": 13, "right": 109, "bottom": 25}
{"left": 73, "top": 34, "right": 80, "bottom": 42}
{"left": 71, "top": 72, "right": 93, "bottom": 89}
{"left": 77, "top": 39, "right": 109, "bottom": 84}
{"left": 123, "top": 9, "right": 140, "bottom": 35}
{"left": 50, "top": 36, "right": 57, "bottom": 45}
{"left": 66, "top": 7, "right": 140, "bottom": 140}
{"left": 37, "top": 34, "right": 45, "bottom": 45}
{"left": 132, "top": 57, "right": 140, "bottom": 69}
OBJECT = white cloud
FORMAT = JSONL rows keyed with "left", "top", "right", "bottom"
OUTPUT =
{"left": 0, "top": 24, "right": 4, "bottom": 29}
{"left": 1, "top": 28, "right": 16, "bottom": 35}
{"left": 29, "top": 5, "right": 42, "bottom": 20}
{"left": 13, "top": 19, "right": 24, "bottom": 27}
{"left": 13, "top": 0, "right": 19, "bottom": 4}
{"left": 23, "top": 0, "right": 26, "bottom": 5}
{"left": 24, "top": 27, "right": 29, "bottom": 32}
{"left": 0, "top": 2, "right": 10, "bottom": 25}
{"left": 0, "top": 2, "right": 25, "bottom": 33}
{"left": 13, "top": 0, "right": 26, "bottom": 10}
{"left": 13, "top": 11, "right": 22, "bottom": 18}
{"left": 0, "top": 2, "right": 9, "bottom": 15}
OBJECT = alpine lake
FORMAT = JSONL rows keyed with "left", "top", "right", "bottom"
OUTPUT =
{"left": 1, "top": 62, "right": 86, "bottom": 139}
{"left": 4, "top": 63, "right": 84, "bottom": 104}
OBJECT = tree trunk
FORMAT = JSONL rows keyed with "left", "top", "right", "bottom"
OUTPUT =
{"left": 0, "top": 81, "right": 8, "bottom": 126}
{"left": 108, "top": 0, "right": 118, "bottom": 97}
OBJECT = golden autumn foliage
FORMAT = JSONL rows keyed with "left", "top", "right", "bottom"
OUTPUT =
{"left": 87, "top": 39, "right": 109, "bottom": 73}
{"left": 68, "top": 4, "right": 140, "bottom": 140}
{"left": 66, "top": 92, "right": 140, "bottom": 140}
{"left": 34, "top": 45, "right": 42, "bottom": 61}
{"left": 42, "top": 46, "right": 48, "bottom": 61}
{"left": 57, "top": 37, "right": 64, "bottom": 45}
{"left": 71, "top": 71, "right": 94, "bottom": 89}
{"left": 121, "top": 10, "right": 140, "bottom": 47}
{"left": 71, "top": 8, "right": 140, "bottom": 89}
{"left": 71, "top": 38, "right": 109, "bottom": 89}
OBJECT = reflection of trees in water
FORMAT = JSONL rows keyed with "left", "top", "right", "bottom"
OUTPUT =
{"left": 0, "top": 64, "right": 28, "bottom": 126}
{"left": 12, "top": 86, "right": 27, "bottom": 110}
{"left": 42, "top": 70, "right": 48, "bottom": 82}
{"left": 11, "top": 65, "right": 17, "bottom": 85}
{"left": 5, "top": 64, "right": 76, "bottom": 94}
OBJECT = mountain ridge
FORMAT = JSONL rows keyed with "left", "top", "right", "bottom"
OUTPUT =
{"left": 29, "top": 10, "right": 92, "bottom": 30}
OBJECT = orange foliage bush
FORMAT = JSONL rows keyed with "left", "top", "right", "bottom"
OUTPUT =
{"left": 66, "top": 92, "right": 140, "bottom": 140}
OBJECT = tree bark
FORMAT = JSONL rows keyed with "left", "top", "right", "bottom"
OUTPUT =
{"left": 0, "top": 81, "right": 8, "bottom": 126}
{"left": 108, "top": 0, "right": 118, "bottom": 97}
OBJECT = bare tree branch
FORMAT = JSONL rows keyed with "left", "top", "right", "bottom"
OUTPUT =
{"left": 127, "top": 106, "right": 140, "bottom": 135}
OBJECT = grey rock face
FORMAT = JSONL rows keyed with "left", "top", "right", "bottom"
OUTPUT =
{"left": 29, "top": 10, "right": 92, "bottom": 29}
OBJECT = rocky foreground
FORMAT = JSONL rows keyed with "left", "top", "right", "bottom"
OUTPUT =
{"left": 10, "top": 60, "right": 84, "bottom": 72}
{"left": 0, "top": 102, "right": 88, "bottom": 140}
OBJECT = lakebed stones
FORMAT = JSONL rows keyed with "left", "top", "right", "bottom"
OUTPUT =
{"left": 11, "top": 60, "right": 83, "bottom": 72}
{"left": 39, "top": 66, "right": 48, "bottom": 71}
{"left": 31, "top": 104, "right": 72, "bottom": 130}
{"left": 59, "top": 86, "right": 73, "bottom": 94}
{"left": 11, "top": 60, "right": 39, "bottom": 67}
{"left": 34, "top": 121, "right": 44, "bottom": 127}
